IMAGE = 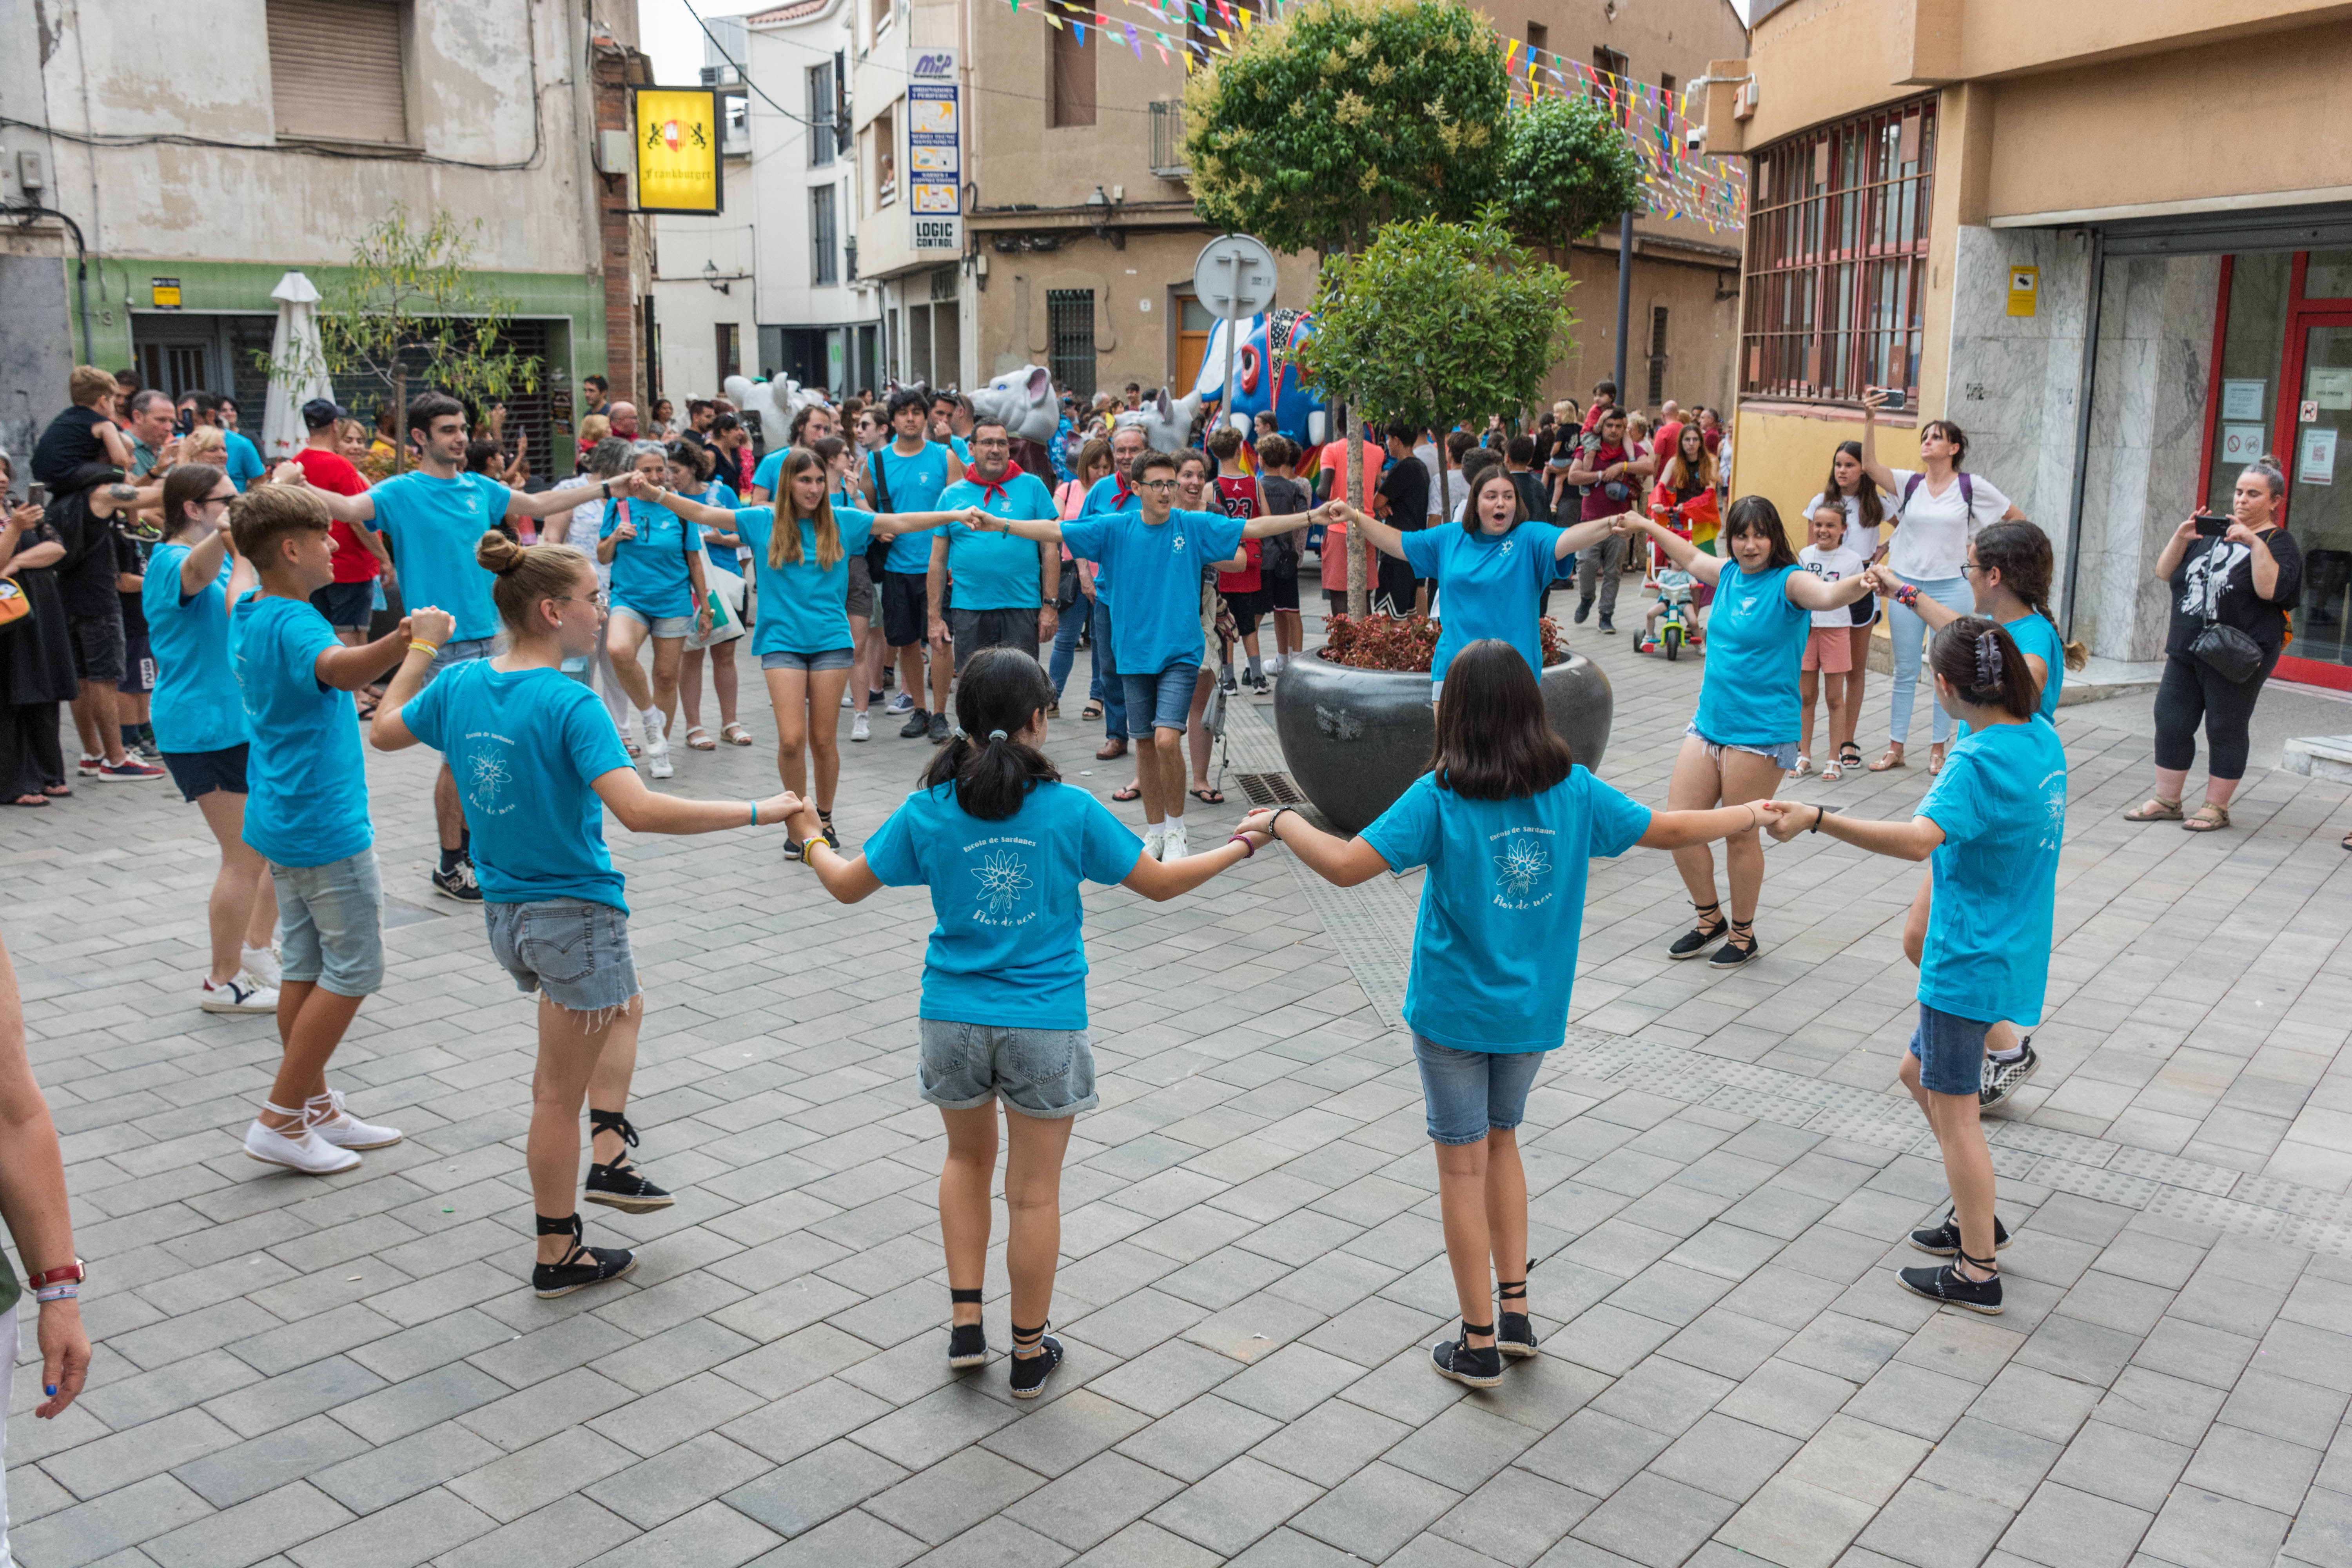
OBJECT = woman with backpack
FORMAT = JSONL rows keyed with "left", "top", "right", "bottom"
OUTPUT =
{"left": 789, "top": 650, "right": 1267, "bottom": 1396}
{"left": 1857, "top": 391, "right": 2027, "bottom": 775}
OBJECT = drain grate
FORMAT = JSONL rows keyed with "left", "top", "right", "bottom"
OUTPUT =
{"left": 1234, "top": 771, "right": 1307, "bottom": 807}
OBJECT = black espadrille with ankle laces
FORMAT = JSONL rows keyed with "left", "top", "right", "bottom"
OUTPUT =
{"left": 947, "top": 1288, "right": 988, "bottom": 1369}
{"left": 1668, "top": 900, "right": 1727, "bottom": 959}
{"left": 1432, "top": 1322, "right": 1504, "bottom": 1387}
{"left": 1008, "top": 1320, "right": 1062, "bottom": 1398}
{"left": 1897, "top": 1250, "right": 2003, "bottom": 1314}
{"left": 531, "top": 1213, "right": 635, "bottom": 1298}
{"left": 583, "top": 1111, "right": 674, "bottom": 1212}
{"left": 1496, "top": 1267, "right": 1538, "bottom": 1359}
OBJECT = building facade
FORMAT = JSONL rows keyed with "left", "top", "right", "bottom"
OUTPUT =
{"left": 0, "top": 0, "right": 653, "bottom": 475}
{"left": 1707, "top": 0, "right": 2352, "bottom": 680}
{"left": 650, "top": 76, "right": 761, "bottom": 409}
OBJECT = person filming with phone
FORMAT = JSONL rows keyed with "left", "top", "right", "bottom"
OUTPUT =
{"left": 2125, "top": 459, "right": 2301, "bottom": 835}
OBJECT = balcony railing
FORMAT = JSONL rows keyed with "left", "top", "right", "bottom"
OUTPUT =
{"left": 1149, "top": 100, "right": 1188, "bottom": 178}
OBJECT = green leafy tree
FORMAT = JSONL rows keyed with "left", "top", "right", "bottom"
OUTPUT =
{"left": 1501, "top": 93, "right": 1645, "bottom": 255}
{"left": 259, "top": 205, "right": 540, "bottom": 474}
{"left": 1183, "top": 0, "right": 1510, "bottom": 611}
{"left": 1294, "top": 209, "right": 1577, "bottom": 583}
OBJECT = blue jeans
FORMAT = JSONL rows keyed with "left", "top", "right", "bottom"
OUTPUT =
{"left": 1049, "top": 593, "right": 1093, "bottom": 702}
{"left": 1095, "top": 594, "right": 1127, "bottom": 742}
{"left": 1886, "top": 574, "right": 1972, "bottom": 746}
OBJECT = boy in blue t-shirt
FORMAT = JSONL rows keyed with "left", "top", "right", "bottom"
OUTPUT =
{"left": 226, "top": 485, "right": 416, "bottom": 1179}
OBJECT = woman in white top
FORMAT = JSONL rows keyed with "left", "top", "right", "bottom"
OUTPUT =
{"left": 1857, "top": 390, "right": 2027, "bottom": 775}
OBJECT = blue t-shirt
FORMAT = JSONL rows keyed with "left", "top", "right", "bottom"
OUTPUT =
{"left": 863, "top": 779, "right": 1144, "bottom": 1029}
{"left": 1917, "top": 720, "right": 2068, "bottom": 1027}
{"left": 143, "top": 543, "right": 246, "bottom": 753}
{"left": 367, "top": 470, "right": 512, "bottom": 641}
{"left": 1060, "top": 508, "right": 1243, "bottom": 675}
{"left": 402, "top": 661, "right": 635, "bottom": 911}
{"left": 230, "top": 592, "right": 370, "bottom": 867}
{"left": 1076, "top": 475, "right": 1140, "bottom": 595}
{"left": 874, "top": 443, "right": 956, "bottom": 572}
{"left": 936, "top": 473, "right": 1058, "bottom": 610}
{"left": 221, "top": 430, "right": 266, "bottom": 492}
{"left": 750, "top": 447, "right": 789, "bottom": 499}
{"left": 1960, "top": 612, "right": 2065, "bottom": 737}
{"left": 1362, "top": 767, "right": 1652, "bottom": 1053}
{"left": 947, "top": 435, "right": 972, "bottom": 463}
{"left": 1399, "top": 521, "right": 1567, "bottom": 681}
{"left": 734, "top": 504, "right": 877, "bottom": 656}
{"left": 599, "top": 498, "right": 708, "bottom": 619}
{"left": 1691, "top": 563, "right": 1811, "bottom": 746}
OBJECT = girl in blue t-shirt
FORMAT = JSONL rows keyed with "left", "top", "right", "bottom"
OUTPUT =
{"left": 1242, "top": 641, "right": 1771, "bottom": 1390}
{"left": 1762, "top": 617, "right": 2065, "bottom": 1318}
{"left": 1617, "top": 497, "right": 1877, "bottom": 969}
{"left": 640, "top": 446, "right": 973, "bottom": 857}
{"left": 666, "top": 441, "right": 751, "bottom": 755}
{"left": 596, "top": 442, "right": 714, "bottom": 780}
{"left": 788, "top": 649, "right": 1269, "bottom": 1400}
{"left": 374, "top": 532, "right": 804, "bottom": 1300}
{"left": 1870, "top": 522, "right": 2083, "bottom": 1106}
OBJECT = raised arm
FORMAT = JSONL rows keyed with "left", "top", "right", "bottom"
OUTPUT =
{"left": 1637, "top": 799, "right": 1769, "bottom": 850}
{"left": 980, "top": 512, "right": 1065, "bottom": 544}
{"left": 1241, "top": 503, "right": 1319, "bottom": 539}
{"left": 593, "top": 768, "right": 795, "bottom": 833}
{"left": 1785, "top": 561, "right": 1878, "bottom": 612}
{"left": 178, "top": 526, "right": 234, "bottom": 597}
{"left": 1617, "top": 514, "right": 1724, "bottom": 586}
{"left": 1323, "top": 501, "right": 1410, "bottom": 561}
{"left": 317, "top": 614, "right": 412, "bottom": 691}
{"left": 633, "top": 477, "right": 738, "bottom": 529}
{"left": 872, "top": 506, "right": 974, "bottom": 540}
{"left": 506, "top": 475, "right": 617, "bottom": 520}
{"left": 1857, "top": 391, "right": 1899, "bottom": 496}
{"left": 1552, "top": 513, "right": 1626, "bottom": 559}
{"left": 270, "top": 462, "right": 377, "bottom": 524}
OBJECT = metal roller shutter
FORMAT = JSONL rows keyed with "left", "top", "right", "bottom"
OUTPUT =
{"left": 269, "top": 0, "right": 407, "bottom": 145}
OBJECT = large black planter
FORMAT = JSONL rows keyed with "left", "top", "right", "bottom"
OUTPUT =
{"left": 1272, "top": 651, "right": 1613, "bottom": 834}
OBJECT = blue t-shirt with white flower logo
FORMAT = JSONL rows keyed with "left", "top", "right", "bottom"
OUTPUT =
{"left": 366, "top": 470, "right": 512, "bottom": 641}
{"left": 1399, "top": 520, "right": 1566, "bottom": 681}
{"left": 1058, "top": 507, "right": 1243, "bottom": 676}
{"left": 1917, "top": 719, "right": 2067, "bottom": 1027}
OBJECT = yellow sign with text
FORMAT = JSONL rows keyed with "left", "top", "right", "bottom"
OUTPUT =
{"left": 2007, "top": 265, "right": 2038, "bottom": 318}
{"left": 633, "top": 89, "right": 723, "bottom": 215}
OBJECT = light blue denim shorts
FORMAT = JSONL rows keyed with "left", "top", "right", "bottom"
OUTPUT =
{"left": 919, "top": 1019, "right": 1098, "bottom": 1118}
{"left": 485, "top": 898, "right": 641, "bottom": 1015}
{"left": 761, "top": 648, "right": 854, "bottom": 673}
{"left": 1123, "top": 662, "right": 1197, "bottom": 739}
{"left": 420, "top": 637, "right": 496, "bottom": 688}
{"left": 611, "top": 603, "right": 692, "bottom": 639}
{"left": 1413, "top": 1033, "right": 1546, "bottom": 1145}
{"left": 1685, "top": 718, "right": 1801, "bottom": 774}
{"left": 271, "top": 849, "right": 385, "bottom": 997}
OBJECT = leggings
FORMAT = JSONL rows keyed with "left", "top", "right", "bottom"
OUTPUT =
{"left": 1048, "top": 593, "right": 1093, "bottom": 702}
{"left": 1885, "top": 574, "right": 1973, "bottom": 746}
{"left": 2153, "top": 647, "right": 2279, "bottom": 781}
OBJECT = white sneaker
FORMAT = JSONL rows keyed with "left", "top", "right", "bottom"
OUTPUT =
{"left": 649, "top": 750, "right": 675, "bottom": 779}
{"left": 305, "top": 1089, "right": 403, "bottom": 1150}
{"left": 887, "top": 691, "right": 916, "bottom": 715}
{"left": 243, "top": 1111, "right": 361, "bottom": 1174}
{"left": 1162, "top": 822, "right": 1189, "bottom": 860}
{"left": 851, "top": 712, "right": 871, "bottom": 742}
{"left": 240, "top": 944, "right": 283, "bottom": 988}
{"left": 841, "top": 689, "right": 855, "bottom": 708}
{"left": 1143, "top": 828, "right": 1167, "bottom": 862}
{"left": 201, "top": 975, "right": 279, "bottom": 1014}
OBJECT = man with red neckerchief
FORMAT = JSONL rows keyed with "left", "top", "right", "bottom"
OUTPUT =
{"left": 931, "top": 419, "right": 1062, "bottom": 675}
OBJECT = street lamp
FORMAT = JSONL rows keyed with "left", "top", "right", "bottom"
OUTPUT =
{"left": 702, "top": 259, "right": 730, "bottom": 296}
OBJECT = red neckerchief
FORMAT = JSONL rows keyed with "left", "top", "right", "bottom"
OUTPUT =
{"left": 1112, "top": 473, "right": 1134, "bottom": 508}
{"left": 975, "top": 460, "right": 1025, "bottom": 508}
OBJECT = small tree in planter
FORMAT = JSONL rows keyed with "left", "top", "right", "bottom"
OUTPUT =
{"left": 1292, "top": 209, "right": 1577, "bottom": 541}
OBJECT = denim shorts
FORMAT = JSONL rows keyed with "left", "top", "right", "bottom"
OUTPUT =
{"left": 485, "top": 897, "right": 641, "bottom": 1014}
{"left": 1686, "top": 718, "right": 1801, "bottom": 773}
{"left": 1414, "top": 1033, "right": 1545, "bottom": 1145}
{"left": 162, "top": 744, "right": 249, "bottom": 803}
{"left": 919, "top": 1019, "right": 1098, "bottom": 1118}
{"left": 421, "top": 637, "right": 496, "bottom": 688}
{"left": 310, "top": 580, "right": 376, "bottom": 632}
{"left": 272, "top": 849, "right": 385, "bottom": 997}
{"left": 760, "top": 648, "right": 854, "bottom": 673}
{"left": 1908, "top": 1002, "right": 1992, "bottom": 1097}
{"left": 611, "top": 604, "right": 691, "bottom": 639}
{"left": 1123, "top": 662, "right": 1198, "bottom": 738}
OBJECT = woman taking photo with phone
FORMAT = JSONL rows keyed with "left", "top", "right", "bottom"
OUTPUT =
{"left": 2126, "top": 461, "right": 2301, "bottom": 834}
{"left": 1856, "top": 391, "right": 2027, "bottom": 775}
{"left": 1241, "top": 641, "right": 1772, "bottom": 1386}
{"left": 1615, "top": 497, "right": 1878, "bottom": 967}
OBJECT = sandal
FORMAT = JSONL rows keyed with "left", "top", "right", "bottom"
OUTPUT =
{"left": 1190, "top": 786, "right": 1225, "bottom": 805}
{"left": 1082, "top": 702, "right": 1103, "bottom": 721}
{"left": 2182, "top": 803, "right": 2230, "bottom": 833}
{"left": 7, "top": 794, "right": 48, "bottom": 808}
{"left": 1788, "top": 755, "right": 1813, "bottom": 779}
{"left": 2123, "top": 796, "right": 2183, "bottom": 822}
{"left": 623, "top": 738, "right": 641, "bottom": 758}
{"left": 1820, "top": 758, "right": 1845, "bottom": 782}
{"left": 1496, "top": 1264, "right": 1538, "bottom": 1359}
{"left": 1668, "top": 900, "right": 1727, "bottom": 960}
{"left": 684, "top": 725, "right": 717, "bottom": 751}
{"left": 1112, "top": 782, "right": 1142, "bottom": 802}
{"left": 1927, "top": 742, "right": 1948, "bottom": 776}
{"left": 40, "top": 784, "right": 70, "bottom": 798}
{"left": 722, "top": 722, "right": 753, "bottom": 746}
{"left": 354, "top": 693, "right": 380, "bottom": 720}
{"left": 1868, "top": 745, "right": 1907, "bottom": 772}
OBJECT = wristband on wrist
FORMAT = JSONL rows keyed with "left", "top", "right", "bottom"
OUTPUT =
{"left": 1893, "top": 583, "right": 1919, "bottom": 608}
{"left": 34, "top": 1284, "right": 77, "bottom": 1304}
{"left": 1811, "top": 804, "right": 1837, "bottom": 833}
{"left": 748, "top": 800, "right": 758, "bottom": 827}
{"left": 1227, "top": 833, "right": 1255, "bottom": 858}
{"left": 409, "top": 639, "right": 441, "bottom": 656}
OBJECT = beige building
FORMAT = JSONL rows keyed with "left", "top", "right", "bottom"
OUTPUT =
{"left": 847, "top": 0, "right": 1745, "bottom": 417}
{"left": 1704, "top": 0, "right": 2352, "bottom": 682}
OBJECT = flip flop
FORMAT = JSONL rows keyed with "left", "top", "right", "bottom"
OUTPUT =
{"left": 1868, "top": 746, "right": 1906, "bottom": 772}
{"left": 1190, "top": 787, "right": 1225, "bottom": 804}
{"left": 7, "top": 795, "right": 47, "bottom": 808}
{"left": 41, "top": 784, "right": 71, "bottom": 798}
{"left": 1112, "top": 783, "right": 1143, "bottom": 802}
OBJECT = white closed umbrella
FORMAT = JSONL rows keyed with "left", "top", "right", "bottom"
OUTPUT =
{"left": 260, "top": 270, "right": 332, "bottom": 463}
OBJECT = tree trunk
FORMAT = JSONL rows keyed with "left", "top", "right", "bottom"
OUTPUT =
{"left": 393, "top": 364, "right": 408, "bottom": 475}
{"left": 1434, "top": 430, "right": 1452, "bottom": 553}
{"left": 1345, "top": 403, "right": 1368, "bottom": 619}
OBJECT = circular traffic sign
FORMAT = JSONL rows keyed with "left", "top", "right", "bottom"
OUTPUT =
{"left": 1191, "top": 234, "right": 1278, "bottom": 321}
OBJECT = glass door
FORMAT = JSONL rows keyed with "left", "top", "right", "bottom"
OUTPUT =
{"left": 2283, "top": 314, "right": 2352, "bottom": 665}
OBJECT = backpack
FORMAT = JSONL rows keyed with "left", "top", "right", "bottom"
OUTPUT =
{"left": 1898, "top": 470, "right": 1975, "bottom": 517}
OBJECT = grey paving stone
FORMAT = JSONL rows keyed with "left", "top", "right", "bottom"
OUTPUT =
{"left": 1006, "top": 1452, "right": 1189, "bottom": 1552}
{"left": 1221, "top": 1525, "right": 1367, "bottom": 1566}
{"left": 1247, "top": 1397, "right": 1410, "bottom": 1487}
{"left": 1428, "top": 1466, "right": 1597, "bottom": 1566}
{"left": 573, "top": 1498, "right": 782, "bottom": 1568}
{"left": 167, "top": 1414, "right": 374, "bottom": 1509}
{"left": 980, "top": 1389, "right": 1153, "bottom": 1478}
{"left": 588, "top": 1431, "right": 774, "bottom": 1529}
{"left": 2137, "top": 1485, "right": 2290, "bottom": 1568}
{"left": 40, "top": 1406, "right": 241, "bottom": 1501}
{"left": 1116, "top": 1394, "right": 1284, "bottom": 1484}
{"left": 1588, "top": 1354, "right": 1733, "bottom": 1439}
{"left": 1517, "top": 1410, "right": 1672, "bottom": 1497}
{"left": 284, "top": 1485, "right": 498, "bottom": 1568}
{"left": 330, "top": 1359, "right": 510, "bottom": 1446}
{"left": 725, "top": 1437, "right": 908, "bottom": 1539}
{"left": 1381, "top": 1401, "right": 1545, "bottom": 1493}
{"left": 134, "top": 1480, "right": 350, "bottom": 1568}
{"left": 1289, "top": 1459, "right": 1463, "bottom": 1560}
{"left": 1569, "top": 1471, "right": 1736, "bottom": 1568}
{"left": 1853, "top": 1476, "right": 2014, "bottom": 1568}
{"left": 1778, "top": 1312, "right": 1912, "bottom": 1383}
{"left": 1067, "top": 1519, "right": 1223, "bottom": 1568}
{"left": 2044, "top": 1420, "right": 2193, "bottom": 1514}
{"left": 1648, "top": 1412, "right": 1804, "bottom": 1504}
{"left": 435, "top": 1494, "right": 639, "bottom": 1568}
{"left": 1778, "top": 1414, "right": 1929, "bottom": 1509}
{"left": 2215, "top": 1369, "right": 2349, "bottom": 1448}
{"left": 721, "top": 1377, "right": 895, "bottom": 1466}
{"left": 308, "top": 1419, "right": 503, "bottom": 1514}
{"left": 1914, "top": 1417, "right": 2063, "bottom": 1510}
{"left": 16, "top": 1473, "right": 234, "bottom": 1568}
{"left": 445, "top": 1427, "right": 643, "bottom": 1524}
{"left": 2013, "top": 1312, "right": 2140, "bottom": 1389}
{"left": 1715, "top": 1475, "right": 1877, "bottom": 1568}
{"left": 2178, "top": 1422, "right": 2325, "bottom": 1515}
{"left": 1145, "top": 1455, "right": 1323, "bottom": 1557}
{"left": 741, "top": 1506, "right": 926, "bottom": 1568}
{"left": 1216, "top": 1343, "right": 1366, "bottom": 1422}
{"left": 1085, "top": 1339, "right": 1243, "bottom": 1419}
{"left": 1994, "top": 1482, "right": 2152, "bottom": 1568}
{"left": 1967, "top": 1362, "right": 2105, "bottom": 1445}
{"left": 1844, "top": 1360, "right": 1989, "bottom": 1443}
{"left": 2279, "top": 1482, "right": 2352, "bottom": 1568}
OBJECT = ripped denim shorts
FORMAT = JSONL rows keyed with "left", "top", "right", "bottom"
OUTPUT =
{"left": 485, "top": 898, "right": 641, "bottom": 1016}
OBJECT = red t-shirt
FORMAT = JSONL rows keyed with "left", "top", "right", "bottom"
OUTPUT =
{"left": 1213, "top": 477, "right": 1262, "bottom": 593}
{"left": 293, "top": 448, "right": 379, "bottom": 582}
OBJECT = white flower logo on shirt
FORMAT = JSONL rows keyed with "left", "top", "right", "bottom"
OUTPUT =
{"left": 468, "top": 750, "right": 513, "bottom": 811}
{"left": 1172, "top": 534, "right": 1186, "bottom": 552}
{"left": 973, "top": 849, "right": 1034, "bottom": 915}
{"left": 1493, "top": 836, "right": 1550, "bottom": 899}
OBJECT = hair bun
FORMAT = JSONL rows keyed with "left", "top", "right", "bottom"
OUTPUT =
{"left": 475, "top": 529, "right": 528, "bottom": 575}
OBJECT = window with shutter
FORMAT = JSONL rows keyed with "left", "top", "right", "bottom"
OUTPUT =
{"left": 269, "top": 0, "right": 408, "bottom": 145}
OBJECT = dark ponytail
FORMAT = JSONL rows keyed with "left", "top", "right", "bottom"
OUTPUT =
{"left": 918, "top": 648, "right": 1059, "bottom": 820}
{"left": 1930, "top": 616, "right": 2037, "bottom": 720}
{"left": 1972, "top": 521, "right": 2087, "bottom": 671}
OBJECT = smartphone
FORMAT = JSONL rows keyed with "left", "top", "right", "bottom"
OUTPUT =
{"left": 2193, "top": 512, "right": 2230, "bottom": 538}
{"left": 27, "top": 482, "right": 46, "bottom": 509}
{"left": 174, "top": 409, "right": 195, "bottom": 436}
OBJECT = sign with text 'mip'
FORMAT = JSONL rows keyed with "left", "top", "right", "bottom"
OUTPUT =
{"left": 633, "top": 87, "right": 723, "bottom": 215}
{"left": 907, "top": 48, "right": 960, "bottom": 251}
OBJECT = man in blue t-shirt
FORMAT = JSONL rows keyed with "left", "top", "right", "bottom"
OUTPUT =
{"left": 930, "top": 418, "right": 1059, "bottom": 682}
{"left": 286, "top": 392, "right": 616, "bottom": 904}
{"left": 929, "top": 391, "right": 974, "bottom": 464}
{"left": 867, "top": 388, "right": 965, "bottom": 742}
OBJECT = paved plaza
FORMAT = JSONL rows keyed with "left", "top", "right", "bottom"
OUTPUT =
{"left": 4, "top": 605, "right": 2351, "bottom": 1568}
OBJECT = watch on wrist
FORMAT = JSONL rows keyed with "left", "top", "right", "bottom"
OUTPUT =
{"left": 27, "top": 1261, "right": 85, "bottom": 1289}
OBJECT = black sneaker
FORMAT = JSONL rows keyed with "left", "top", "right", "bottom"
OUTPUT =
{"left": 531, "top": 1214, "right": 636, "bottom": 1298}
{"left": 1980, "top": 1040, "right": 2040, "bottom": 1108}
{"left": 1898, "top": 1260, "right": 2003, "bottom": 1314}
{"left": 1573, "top": 600, "right": 1593, "bottom": 624}
{"left": 899, "top": 708, "right": 931, "bottom": 739}
{"left": 1219, "top": 670, "right": 1239, "bottom": 695}
{"left": 585, "top": 1159, "right": 674, "bottom": 1213}
{"left": 430, "top": 859, "right": 484, "bottom": 904}
{"left": 1009, "top": 1330, "right": 1062, "bottom": 1398}
{"left": 1909, "top": 1209, "right": 2011, "bottom": 1257}
{"left": 927, "top": 712, "right": 951, "bottom": 744}
{"left": 1668, "top": 905, "right": 1727, "bottom": 960}
{"left": 1599, "top": 617, "right": 1617, "bottom": 634}
{"left": 1708, "top": 921, "right": 1759, "bottom": 969}
{"left": 948, "top": 1323, "right": 989, "bottom": 1369}
{"left": 1432, "top": 1327, "right": 1504, "bottom": 1388}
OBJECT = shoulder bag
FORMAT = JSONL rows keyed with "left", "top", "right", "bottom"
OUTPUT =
{"left": 863, "top": 451, "right": 896, "bottom": 579}
{"left": 2188, "top": 541, "right": 2266, "bottom": 683}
